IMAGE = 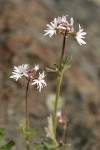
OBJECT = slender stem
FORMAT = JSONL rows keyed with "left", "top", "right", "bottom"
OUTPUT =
{"left": 53, "top": 73, "right": 62, "bottom": 135}
{"left": 53, "top": 32, "right": 67, "bottom": 137}
{"left": 25, "top": 78, "right": 30, "bottom": 150}
{"left": 25, "top": 136, "right": 30, "bottom": 150}
{"left": 60, "top": 31, "right": 67, "bottom": 64}
{"left": 26, "top": 78, "right": 30, "bottom": 131}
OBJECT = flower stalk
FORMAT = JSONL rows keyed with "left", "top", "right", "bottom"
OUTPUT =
{"left": 26, "top": 78, "right": 30, "bottom": 131}
{"left": 60, "top": 31, "right": 67, "bottom": 63}
{"left": 53, "top": 32, "right": 66, "bottom": 136}
{"left": 25, "top": 78, "right": 30, "bottom": 150}
{"left": 53, "top": 73, "right": 62, "bottom": 135}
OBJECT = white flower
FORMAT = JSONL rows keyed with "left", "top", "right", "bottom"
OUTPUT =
{"left": 10, "top": 64, "right": 29, "bottom": 81}
{"left": 75, "top": 24, "right": 87, "bottom": 45}
{"left": 44, "top": 18, "right": 66, "bottom": 38}
{"left": 69, "top": 18, "right": 74, "bottom": 27}
{"left": 44, "top": 15, "right": 75, "bottom": 37}
{"left": 57, "top": 15, "right": 68, "bottom": 24}
{"left": 58, "top": 16, "right": 74, "bottom": 32}
{"left": 45, "top": 115, "right": 57, "bottom": 145}
{"left": 34, "top": 64, "right": 39, "bottom": 71}
{"left": 44, "top": 15, "right": 87, "bottom": 46}
{"left": 31, "top": 71, "right": 46, "bottom": 92}
{"left": 66, "top": 17, "right": 74, "bottom": 32}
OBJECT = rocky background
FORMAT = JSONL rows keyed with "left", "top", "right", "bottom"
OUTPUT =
{"left": 0, "top": 0, "right": 100, "bottom": 150}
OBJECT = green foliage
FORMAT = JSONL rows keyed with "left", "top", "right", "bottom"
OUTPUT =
{"left": 24, "top": 128, "right": 39, "bottom": 136}
{"left": 20, "top": 126, "right": 40, "bottom": 138}
{"left": 0, "top": 141, "right": 15, "bottom": 150}
{"left": 0, "top": 129, "right": 5, "bottom": 142}
{"left": 0, "top": 128, "right": 15, "bottom": 150}
{"left": 33, "top": 141, "right": 58, "bottom": 150}
{"left": 33, "top": 140, "right": 71, "bottom": 150}
{"left": 46, "top": 56, "right": 72, "bottom": 74}
{"left": 61, "top": 56, "right": 72, "bottom": 72}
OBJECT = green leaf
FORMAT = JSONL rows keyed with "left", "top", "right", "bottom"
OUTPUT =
{"left": 0, "top": 141, "right": 15, "bottom": 150}
{"left": 33, "top": 143, "right": 44, "bottom": 150}
{"left": 0, "top": 129, "right": 5, "bottom": 142}
{"left": 23, "top": 128, "right": 40, "bottom": 136}
{"left": 34, "top": 143, "right": 41, "bottom": 150}
{"left": 61, "top": 56, "right": 72, "bottom": 72}
{"left": 33, "top": 143, "right": 38, "bottom": 150}
{"left": 42, "top": 141, "right": 58, "bottom": 150}
{"left": 46, "top": 67, "right": 57, "bottom": 73}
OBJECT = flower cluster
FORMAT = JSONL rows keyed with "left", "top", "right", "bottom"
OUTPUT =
{"left": 10, "top": 64, "right": 46, "bottom": 92}
{"left": 44, "top": 15, "right": 87, "bottom": 45}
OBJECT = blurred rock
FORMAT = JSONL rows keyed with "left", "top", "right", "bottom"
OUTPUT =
{"left": 0, "top": 0, "right": 100, "bottom": 150}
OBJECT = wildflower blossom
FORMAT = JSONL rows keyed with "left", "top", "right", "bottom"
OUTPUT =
{"left": 28, "top": 65, "right": 39, "bottom": 79}
{"left": 10, "top": 64, "right": 46, "bottom": 92}
{"left": 57, "top": 15, "right": 68, "bottom": 25}
{"left": 10, "top": 64, "right": 40, "bottom": 81}
{"left": 44, "top": 15, "right": 87, "bottom": 45}
{"left": 44, "top": 15, "right": 74, "bottom": 37}
{"left": 44, "top": 18, "right": 66, "bottom": 37}
{"left": 58, "top": 117, "right": 65, "bottom": 124}
{"left": 34, "top": 64, "right": 39, "bottom": 71}
{"left": 58, "top": 16, "right": 74, "bottom": 32}
{"left": 57, "top": 111, "right": 66, "bottom": 124}
{"left": 66, "top": 17, "right": 74, "bottom": 32}
{"left": 75, "top": 24, "right": 87, "bottom": 45}
{"left": 31, "top": 71, "right": 46, "bottom": 92}
{"left": 10, "top": 64, "right": 29, "bottom": 81}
